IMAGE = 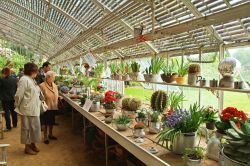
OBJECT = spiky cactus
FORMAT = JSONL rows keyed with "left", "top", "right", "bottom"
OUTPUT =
{"left": 223, "top": 121, "right": 250, "bottom": 164}
{"left": 150, "top": 90, "right": 167, "bottom": 112}
{"left": 128, "top": 98, "right": 142, "bottom": 111}
{"left": 122, "top": 98, "right": 132, "bottom": 109}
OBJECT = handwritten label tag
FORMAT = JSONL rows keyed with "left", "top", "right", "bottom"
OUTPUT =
{"left": 82, "top": 99, "right": 93, "bottom": 112}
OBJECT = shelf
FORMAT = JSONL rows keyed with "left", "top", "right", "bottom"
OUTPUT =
{"left": 100, "top": 78, "right": 250, "bottom": 94}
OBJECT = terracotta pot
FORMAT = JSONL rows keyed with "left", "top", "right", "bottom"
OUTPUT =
{"left": 116, "top": 124, "right": 129, "bottom": 131}
{"left": 143, "top": 74, "right": 159, "bottom": 82}
{"left": 188, "top": 73, "right": 200, "bottom": 85}
{"left": 175, "top": 76, "right": 186, "bottom": 85}
{"left": 122, "top": 110, "right": 136, "bottom": 119}
{"left": 161, "top": 74, "right": 177, "bottom": 83}
{"left": 149, "top": 122, "right": 161, "bottom": 134}
{"left": 105, "top": 109, "right": 115, "bottom": 114}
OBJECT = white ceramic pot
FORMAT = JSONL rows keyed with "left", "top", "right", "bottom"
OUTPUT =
{"left": 186, "top": 158, "right": 201, "bottom": 166}
{"left": 133, "top": 129, "right": 145, "bottom": 138}
{"left": 89, "top": 102, "right": 100, "bottom": 112}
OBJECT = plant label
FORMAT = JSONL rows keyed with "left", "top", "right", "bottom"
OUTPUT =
{"left": 83, "top": 99, "right": 93, "bottom": 112}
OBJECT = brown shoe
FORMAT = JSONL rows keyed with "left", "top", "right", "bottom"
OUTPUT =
{"left": 25, "top": 147, "right": 37, "bottom": 155}
{"left": 30, "top": 144, "right": 40, "bottom": 152}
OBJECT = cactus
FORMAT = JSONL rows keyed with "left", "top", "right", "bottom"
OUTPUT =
{"left": 131, "top": 62, "right": 140, "bottom": 73}
{"left": 128, "top": 98, "right": 142, "bottom": 111}
{"left": 223, "top": 121, "right": 250, "bottom": 164}
{"left": 150, "top": 90, "right": 167, "bottom": 112}
{"left": 122, "top": 97, "right": 132, "bottom": 109}
{"left": 188, "top": 64, "right": 201, "bottom": 73}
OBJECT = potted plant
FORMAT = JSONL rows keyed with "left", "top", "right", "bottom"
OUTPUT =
{"left": 109, "top": 63, "right": 119, "bottom": 80}
{"left": 168, "top": 92, "right": 185, "bottom": 112}
{"left": 144, "top": 56, "right": 164, "bottom": 82}
{"left": 113, "top": 115, "right": 131, "bottom": 131}
{"left": 151, "top": 90, "right": 168, "bottom": 113}
{"left": 94, "top": 63, "right": 104, "bottom": 79}
{"left": 148, "top": 111, "right": 162, "bottom": 134}
{"left": 175, "top": 59, "right": 189, "bottom": 85}
{"left": 122, "top": 97, "right": 142, "bottom": 118}
{"left": 102, "top": 90, "right": 119, "bottom": 114}
{"left": 136, "top": 108, "right": 148, "bottom": 125}
{"left": 122, "top": 63, "right": 131, "bottom": 81}
{"left": 133, "top": 122, "right": 145, "bottom": 138}
{"left": 130, "top": 61, "right": 140, "bottom": 81}
{"left": 221, "top": 119, "right": 249, "bottom": 166}
{"left": 202, "top": 106, "right": 218, "bottom": 130}
{"left": 161, "top": 59, "right": 177, "bottom": 83}
{"left": 89, "top": 94, "right": 103, "bottom": 112}
{"left": 157, "top": 103, "right": 204, "bottom": 154}
{"left": 80, "top": 94, "right": 88, "bottom": 107}
{"left": 114, "top": 92, "right": 123, "bottom": 107}
{"left": 183, "top": 147, "right": 205, "bottom": 166}
{"left": 188, "top": 64, "right": 201, "bottom": 85}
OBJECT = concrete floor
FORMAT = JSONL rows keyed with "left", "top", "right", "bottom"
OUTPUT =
{"left": 0, "top": 114, "right": 110, "bottom": 166}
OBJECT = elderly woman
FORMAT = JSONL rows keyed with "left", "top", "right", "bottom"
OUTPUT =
{"left": 39, "top": 71, "right": 60, "bottom": 144}
{"left": 15, "top": 62, "right": 41, "bottom": 155}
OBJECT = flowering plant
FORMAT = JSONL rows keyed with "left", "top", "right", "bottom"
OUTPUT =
{"left": 216, "top": 107, "right": 247, "bottom": 131}
{"left": 202, "top": 106, "right": 218, "bottom": 122}
{"left": 134, "top": 122, "right": 145, "bottom": 129}
{"left": 136, "top": 108, "right": 148, "bottom": 119}
{"left": 149, "top": 111, "right": 162, "bottom": 122}
{"left": 102, "top": 90, "right": 119, "bottom": 109}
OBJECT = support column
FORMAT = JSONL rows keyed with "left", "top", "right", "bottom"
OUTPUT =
{"left": 219, "top": 44, "right": 225, "bottom": 111}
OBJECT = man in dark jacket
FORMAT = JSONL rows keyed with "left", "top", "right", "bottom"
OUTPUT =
{"left": 0, "top": 67, "right": 18, "bottom": 131}
{"left": 35, "top": 61, "right": 51, "bottom": 85}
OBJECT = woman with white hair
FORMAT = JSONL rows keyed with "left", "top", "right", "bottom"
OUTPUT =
{"left": 39, "top": 71, "right": 60, "bottom": 144}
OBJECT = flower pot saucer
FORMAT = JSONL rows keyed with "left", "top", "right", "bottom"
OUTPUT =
{"left": 148, "top": 147, "right": 158, "bottom": 154}
{"left": 134, "top": 138, "right": 144, "bottom": 143}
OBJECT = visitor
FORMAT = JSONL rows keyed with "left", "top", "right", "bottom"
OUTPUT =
{"left": 15, "top": 62, "right": 41, "bottom": 155}
{"left": 35, "top": 61, "right": 51, "bottom": 85}
{"left": 18, "top": 68, "right": 24, "bottom": 79}
{"left": 10, "top": 69, "right": 17, "bottom": 78}
{"left": 39, "top": 71, "right": 61, "bottom": 144}
{"left": 0, "top": 67, "right": 18, "bottom": 131}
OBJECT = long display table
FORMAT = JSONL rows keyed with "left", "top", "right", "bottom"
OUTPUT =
{"left": 61, "top": 93, "right": 218, "bottom": 166}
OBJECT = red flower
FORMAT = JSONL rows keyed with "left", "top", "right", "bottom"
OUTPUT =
{"left": 221, "top": 107, "right": 247, "bottom": 122}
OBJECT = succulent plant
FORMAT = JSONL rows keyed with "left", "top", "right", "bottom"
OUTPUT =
{"left": 223, "top": 121, "right": 250, "bottom": 164}
{"left": 122, "top": 97, "right": 132, "bottom": 109}
{"left": 188, "top": 64, "right": 201, "bottom": 73}
{"left": 151, "top": 90, "right": 167, "bottom": 112}
{"left": 131, "top": 62, "right": 140, "bottom": 73}
{"left": 128, "top": 98, "right": 142, "bottom": 111}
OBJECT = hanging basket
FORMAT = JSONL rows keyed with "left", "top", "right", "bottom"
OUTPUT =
{"left": 187, "top": 53, "right": 217, "bottom": 63}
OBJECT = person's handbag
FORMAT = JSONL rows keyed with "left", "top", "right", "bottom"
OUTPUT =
{"left": 40, "top": 91, "right": 48, "bottom": 114}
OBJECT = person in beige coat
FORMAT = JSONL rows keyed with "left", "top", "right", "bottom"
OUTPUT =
{"left": 39, "top": 71, "right": 61, "bottom": 144}
{"left": 15, "top": 62, "right": 41, "bottom": 155}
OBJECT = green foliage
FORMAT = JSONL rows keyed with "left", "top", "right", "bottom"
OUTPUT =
{"left": 149, "top": 111, "right": 162, "bottom": 122}
{"left": 113, "top": 115, "right": 131, "bottom": 125}
{"left": 183, "top": 147, "right": 205, "bottom": 160}
{"left": 109, "top": 63, "right": 118, "bottom": 74}
{"left": 0, "top": 56, "right": 7, "bottom": 69}
{"left": 223, "top": 121, "right": 250, "bottom": 164}
{"left": 151, "top": 90, "right": 168, "bottom": 112}
{"left": 162, "top": 59, "right": 177, "bottom": 75}
{"left": 131, "top": 61, "right": 140, "bottom": 72}
{"left": 202, "top": 107, "right": 218, "bottom": 122}
{"left": 94, "top": 64, "right": 104, "bottom": 78}
{"left": 168, "top": 92, "right": 185, "bottom": 111}
{"left": 176, "top": 59, "right": 189, "bottom": 77}
{"left": 149, "top": 56, "right": 165, "bottom": 74}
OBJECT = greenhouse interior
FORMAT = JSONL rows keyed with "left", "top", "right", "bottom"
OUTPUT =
{"left": 0, "top": 0, "right": 250, "bottom": 166}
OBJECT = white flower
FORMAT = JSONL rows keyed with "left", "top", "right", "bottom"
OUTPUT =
{"left": 136, "top": 110, "right": 141, "bottom": 113}
{"left": 148, "top": 111, "right": 153, "bottom": 115}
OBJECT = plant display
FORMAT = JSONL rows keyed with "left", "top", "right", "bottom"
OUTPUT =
{"left": 119, "top": 62, "right": 126, "bottom": 76}
{"left": 188, "top": 64, "right": 201, "bottom": 74}
{"left": 151, "top": 90, "right": 167, "bottom": 112}
{"left": 168, "top": 92, "right": 185, "bottom": 111}
{"left": 114, "top": 92, "right": 123, "bottom": 100}
{"left": 134, "top": 122, "right": 145, "bottom": 129}
{"left": 162, "top": 59, "right": 176, "bottom": 75}
{"left": 128, "top": 98, "right": 142, "bottom": 111}
{"left": 145, "top": 66, "right": 152, "bottom": 75}
{"left": 150, "top": 56, "right": 165, "bottom": 74}
{"left": 102, "top": 90, "right": 120, "bottom": 109}
{"left": 158, "top": 103, "right": 204, "bottom": 144}
{"left": 131, "top": 61, "right": 140, "bottom": 73}
{"left": 94, "top": 64, "right": 104, "bottom": 78}
{"left": 136, "top": 108, "right": 148, "bottom": 119}
{"left": 215, "top": 107, "right": 247, "bottom": 133}
{"left": 109, "top": 63, "right": 118, "bottom": 75}
{"left": 222, "top": 120, "right": 250, "bottom": 164}
{"left": 149, "top": 111, "right": 162, "bottom": 122}
{"left": 113, "top": 115, "right": 131, "bottom": 125}
{"left": 80, "top": 94, "right": 88, "bottom": 105}
{"left": 90, "top": 93, "right": 103, "bottom": 103}
{"left": 202, "top": 106, "right": 218, "bottom": 122}
{"left": 176, "top": 59, "right": 189, "bottom": 77}
{"left": 96, "top": 85, "right": 105, "bottom": 92}
{"left": 122, "top": 97, "right": 132, "bottom": 109}
{"left": 183, "top": 147, "right": 205, "bottom": 161}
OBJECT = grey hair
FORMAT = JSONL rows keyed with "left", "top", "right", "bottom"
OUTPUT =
{"left": 45, "top": 71, "right": 56, "bottom": 78}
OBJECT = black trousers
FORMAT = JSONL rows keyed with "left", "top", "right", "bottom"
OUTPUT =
{"left": 2, "top": 100, "right": 17, "bottom": 129}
